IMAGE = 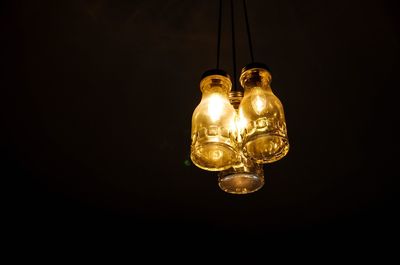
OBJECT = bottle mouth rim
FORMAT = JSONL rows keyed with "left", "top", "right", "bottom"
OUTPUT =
{"left": 241, "top": 62, "right": 271, "bottom": 74}
{"left": 201, "top": 69, "right": 230, "bottom": 80}
{"left": 200, "top": 70, "right": 232, "bottom": 93}
{"left": 218, "top": 172, "right": 265, "bottom": 194}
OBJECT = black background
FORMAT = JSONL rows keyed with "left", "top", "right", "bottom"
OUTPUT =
{"left": 1, "top": 0, "right": 398, "bottom": 247}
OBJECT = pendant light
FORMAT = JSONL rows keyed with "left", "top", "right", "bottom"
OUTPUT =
{"left": 217, "top": 0, "right": 265, "bottom": 194}
{"left": 239, "top": 63, "right": 289, "bottom": 163}
{"left": 238, "top": 0, "right": 289, "bottom": 163}
{"left": 190, "top": 0, "right": 240, "bottom": 171}
{"left": 190, "top": 69, "right": 240, "bottom": 171}
{"left": 190, "top": 0, "right": 289, "bottom": 194}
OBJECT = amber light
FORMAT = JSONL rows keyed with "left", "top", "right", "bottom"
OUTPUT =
{"left": 190, "top": 70, "right": 240, "bottom": 171}
{"left": 239, "top": 63, "right": 289, "bottom": 163}
{"left": 189, "top": 0, "right": 289, "bottom": 194}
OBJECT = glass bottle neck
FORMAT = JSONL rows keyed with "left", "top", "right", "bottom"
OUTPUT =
{"left": 201, "top": 86, "right": 229, "bottom": 96}
{"left": 229, "top": 91, "right": 244, "bottom": 109}
{"left": 200, "top": 75, "right": 232, "bottom": 95}
{"left": 243, "top": 85, "right": 272, "bottom": 94}
{"left": 240, "top": 68, "right": 272, "bottom": 92}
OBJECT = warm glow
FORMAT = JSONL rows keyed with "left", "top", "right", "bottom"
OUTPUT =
{"left": 229, "top": 116, "right": 237, "bottom": 132}
{"left": 210, "top": 149, "right": 223, "bottom": 161}
{"left": 207, "top": 93, "right": 225, "bottom": 122}
{"left": 237, "top": 109, "right": 248, "bottom": 133}
{"left": 251, "top": 93, "right": 267, "bottom": 115}
{"left": 239, "top": 67, "right": 289, "bottom": 163}
{"left": 191, "top": 73, "right": 239, "bottom": 171}
{"left": 189, "top": 0, "right": 289, "bottom": 195}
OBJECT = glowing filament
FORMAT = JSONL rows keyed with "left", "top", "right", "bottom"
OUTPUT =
{"left": 208, "top": 94, "right": 224, "bottom": 122}
{"left": 252, "top": 94, "right": 267, "bottom": 115}
{"left": 237, "top": 108, "right": 248, "bottom": 132}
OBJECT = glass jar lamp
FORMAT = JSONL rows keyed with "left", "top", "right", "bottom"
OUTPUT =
{"left": 239, "top": 63, "right": 289, "bottom": 163}
{"left": 191, "top": 70, "right": 240, "bottom": 171}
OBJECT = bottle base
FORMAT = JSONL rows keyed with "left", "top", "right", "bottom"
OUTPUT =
{"left": 218, "top": 172, "right": 264, "bottom": 194}
{"left": 191, "top": 142, "right": 239, "bottom": 171}
{"left": 243, "top": 134, "right": 289, "bottom": 163}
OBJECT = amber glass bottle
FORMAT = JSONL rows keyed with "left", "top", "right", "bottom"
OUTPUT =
{"left": 191, "top": 70, "right": 240, "bottom": 171}
{"left": 239, "top": 63, "right": 289, "bottom": 163}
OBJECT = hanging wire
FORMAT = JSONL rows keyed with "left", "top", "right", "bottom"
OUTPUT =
{"left": 216, "top": 0, "right": 223, "bottom": 69}
{"left": 230, "top": 0, "right": 237, "bottom": 91}
{"left": 243, "top": 0, "right": 255, "bottom": 62}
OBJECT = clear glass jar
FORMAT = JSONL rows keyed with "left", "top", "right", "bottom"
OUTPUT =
{"left": 239, "top": 63, "right": 289, "bottom": 163}
{"left": 218, "top": 153, "right": 264, "bottom": 194}
{"left": 217, "top": 91, "right": 265, "bottom": 194}
{"left": 191, "top": 70, "right": 240, "bottom": 171}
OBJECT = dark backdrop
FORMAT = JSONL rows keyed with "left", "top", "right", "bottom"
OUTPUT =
{"left": 1, "top": 0, "right": 398, "bottom": 246}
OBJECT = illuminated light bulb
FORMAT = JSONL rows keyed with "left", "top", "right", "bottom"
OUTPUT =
{"left": 252, "top": 94, "right": 267, "bottom": 115}
{"left": 217, "top": 91, "right": 264, "bottom": 195}
{"left": 237, "top": 108, "right": 248, "bottom": 132}
{"left": 190, "top": 69, "right": 240, "bottom": 171}
{"left": 239, "top": 63, "right": 289, "bottom": 163}
{"left": 208, "top": 94, "right": 224, "bottom": 122}
{"left": 228, "top": 91, "right": 247, "bottom": 139}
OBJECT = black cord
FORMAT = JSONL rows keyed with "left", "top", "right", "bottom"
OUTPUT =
{"left": 230, "top": 0, "right": 237, "bottom": 91}
{"left": 243, "top": 0, "right": 254, "bottom": 63}
{"left": 216, "top": 0, "right": 222, "bottom": 69}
